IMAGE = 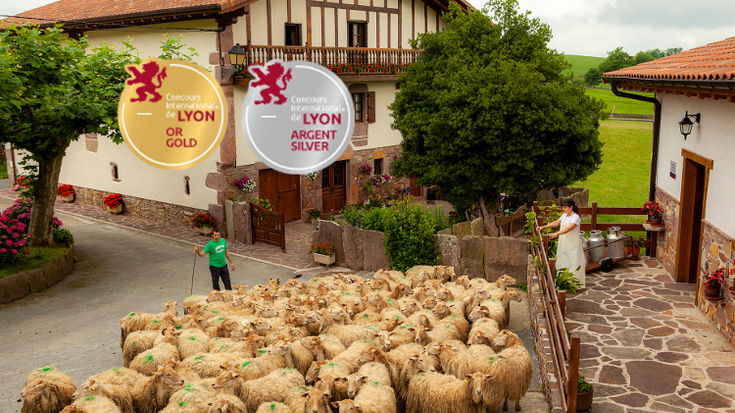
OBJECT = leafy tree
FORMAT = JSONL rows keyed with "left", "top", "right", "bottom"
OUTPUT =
{"left": 0, "top": 26, "right": 199, "bottom": 246}
{"left": 633, "top": 51, "right": 654, "bottom": 66}
{"left": 598, "top": 47, "right": 632, "bottom": 73}
{"left": 389, "top": 0, "right": 605, "bottom": 215}
{"left": 584, "top": 67, "right": 602, "bottom": 86}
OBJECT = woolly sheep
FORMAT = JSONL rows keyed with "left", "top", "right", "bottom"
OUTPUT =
{"left": 485, "top": 330, "right": 533, "bottom": 412}
{"left": 424, "top": 342, "right": 496, "bottom": 379}
{"left": 21, "top": 366, "right": 76, "bottom": 413}
{"left": 345, "top": 362, "right": 391, "bottom": 398}
{"left": 320, "top": 323, "right": 378, "bottom": 348}
{"left": 254, "top": 401, "right": 292, "bottom": 413}
{"left": 177, "top": 329, "right": 210, "bottom": 359}
{"left": 122, "top": 331, "right": 160, "bottom": 367}
{"left": 296, "top": 387, "right": 332, "bottom": 413}
{"left": 60, "top": 395, "right": 122, "bottom": 413}
{"left": 162, "top": 359, "right": 201, "bottom": 384}
{"left": 180, "top": 353, "right": 241, "bottom": 378}
{"left": 406, "top": 372, "right": 483, "bottom": 413}
{"left": 72, "top": 378, "right": 134, "bottom": 413}
{"left": 119, "top": 301, "right": 178, "bottom": 346}
{"left": 478, "top": 289, "right": 522, "bottom": 330}
{"left": 407, "top": 324, "right": 461, "bottom": 346}
{"left": 203, "top": 393, "right": 248, "bottom": 413}
{"left": 130, "top": 365, "right": 184, "bottom": 413}
{"left": 86, "top": 367, "right": 145, "bottom": 389}
{"left": 355, "top": 346, "right": 417, "bottom": 400}
{"left": 165, "top": 380, "right": 217, "bottom": 410}
{"left": 300, "top": 334, "right": 346, "bottom": 361}
{"left": 269, "top": 340, "right": 315, "bottom": 376}
{"left": 212, "top": 368, "right": 305, "bottom": 413}
{"left": 467, "top": 318, "right": 501, "bottom": 350}
{"left": 467, "top": 371, "right": 502, "bottom": 412}
{"left": 333, "top": 378, "right": 396, "bottom": 413}
{"left": 129, "top": 342, "right": 180, "bottom": 376}
{"left": 232, "top": 353, "right": 287, "bottom": 381}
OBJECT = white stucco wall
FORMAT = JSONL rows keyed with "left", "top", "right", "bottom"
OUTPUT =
{"left": 657, "top": 93, "right": 735, "bottom": 237}
{"left": 58, "top": 21, "right": 220, "bottom": 209}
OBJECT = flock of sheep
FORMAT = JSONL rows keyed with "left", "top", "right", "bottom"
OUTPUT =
{"left": 20, "top": 265, "right": 533, "bottom": 413}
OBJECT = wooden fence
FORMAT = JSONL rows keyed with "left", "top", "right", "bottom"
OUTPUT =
{"left": 498, "top": 205, "right": 526, "bottom": 237}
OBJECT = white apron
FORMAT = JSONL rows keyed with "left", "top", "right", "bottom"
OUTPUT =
{"left": 555, "top": 214, "right": 586, "bottom": 287}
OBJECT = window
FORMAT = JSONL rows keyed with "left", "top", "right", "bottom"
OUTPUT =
{"left": 348, "top": 22, "right": 367, "bottom": 47}
{"left": 352, "top": 93, "right": 364, "bottom": 122}
{"left": 374, "top": 158, "right": 383, "bottom": 175}
{"left": 285, "top": 24, "right": 302, "bottom": 46}
{"left": 184, "top": 176, "right": 190, "bottom": 195}
{"left": 110, "top": 163, "right": 120, "bottom": 182}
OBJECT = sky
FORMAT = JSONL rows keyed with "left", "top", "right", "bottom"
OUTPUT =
{"left": 3, "top": 0, "right": 735, "bottom": 57}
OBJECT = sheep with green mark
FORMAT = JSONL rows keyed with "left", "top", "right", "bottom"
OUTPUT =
{"left": 59, "top": 395, "right": 121, "bottom": 413}
{"left": 72, "top": 378, "right": 134, "bottom": 413}
{"left": 130, "top": 365, "right": 184, "bottom": 413}
{"left": 254, "top": 401, "right": 291, "bottom": 413}
{"left": 212, "top": 368, "right": 305, "bottom": 413}
{"left": 203, "top": 393, "right": 247, "bottom": 413}
{"left": 119, "top": 301, "right": 178, "bottom": 348}
{"left": 21, "top": 365, "right": 76, "bottom": 413}
{"left": 181, "top": 353, "right": 242, "bottom": 378}
{"left": 129, "top": 328, "right": 181, "bottom": 376}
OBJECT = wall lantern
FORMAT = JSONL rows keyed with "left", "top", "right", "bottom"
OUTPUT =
{"left": 220, "top": 43, "right": 247, "bottom": 79}
{"left": 679, "top": 111, "right": 700, "bottom": 140}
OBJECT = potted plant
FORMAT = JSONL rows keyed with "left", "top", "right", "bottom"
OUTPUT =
{"left": 642, "top": 200, "right": 663, "bottom": 227}
{"left": 555, "top": 267, "right": 581, "bottom": 295}
{"left": 57, "top": 184, "right": 75, "bottom": 203}
{"left": 306, "top": 208, "right": 322, "bottom": 223}
{"left": 703, "top": 267, "right": 725, "bottom": 300}
{"left": 192, "top": 212, "right": 217, "bottom": 236}
{"left": 103, "top": 193, "right": 124, "bottom": 214}
{"left": 576, "top": 374, "right": 594, "bottom": 412}
{"left": 235, "top": 175, "right": 256, "bottom": 193}
{"left": 358, "top": 162, "right": 373, "bottom": 177}
{"left": 624, "top": 235, "right": 645, "bottom": 259}
{"left": 309, "top": 242, "right": 335, "bottom": 266}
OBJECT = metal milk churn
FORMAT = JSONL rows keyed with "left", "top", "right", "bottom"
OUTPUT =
{"left": 581, "top": 232, "right": 590, "bottom": 267}
{"left": 607, "top": 226, "right": 626, "bottom": 259}
{"left": 589, "top": 230, "right": 606, "bottom": 262}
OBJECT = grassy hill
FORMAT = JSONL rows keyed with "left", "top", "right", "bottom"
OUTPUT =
{"left": 585, "top": 88, "right": 655, "bottom": 116}
{"left": 562, "top": 55, "right": 604, "bottom": 78}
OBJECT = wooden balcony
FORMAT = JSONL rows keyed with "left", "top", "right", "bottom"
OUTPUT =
{"left": 238, "top": 45, "right": 423, "bottom": 80}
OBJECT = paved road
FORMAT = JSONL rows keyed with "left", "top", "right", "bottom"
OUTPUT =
{"left": 0, "top": 196, "right": 293, "bottom": 413}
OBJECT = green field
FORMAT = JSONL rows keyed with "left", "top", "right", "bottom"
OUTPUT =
{"left": 573, "top": 120, "right": 652, "bottom": 227}
{"left": 585, "top": 88, "right": 655, "bottom": 116}
{"left": 562, "top": 54, "right": 604, "bottom": 78}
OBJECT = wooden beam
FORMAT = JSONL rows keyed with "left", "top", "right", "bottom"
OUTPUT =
{"left": 387, "top": 12, "right": 391, "bottom": 48}
{"left": 246, "top": 12, "right": 251, "bottom": 45}
{"left": 398, "top": 0, "right": 402, "bottom": 48}
{"left": 376, "top": 12, "right": 379, "bottom": 48}
{"left": 321, "top": 6, "right": 325, "bottom": 47}
{"left": 267, "top": 0, "right": 272, "bottom": 45}
{"left": 411, "top": 0, "right": 415, "bottom": 40}
{"left": 335, "top": 8, "right": 339, "bottom": 47}
{"left": 307, "top": 0, "right": 312, "bottom": 47}
{"left": 308, "top": 0, "right": 398, "bottom": 14}
{"left": 424, "top": 3, "right": 427, "bottom": 33}
{"left": 287, "top": 0, "right": 291, "bottom": 23}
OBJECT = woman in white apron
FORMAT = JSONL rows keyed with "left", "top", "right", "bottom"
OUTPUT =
{"left": 537, "top": 198, "right": 586, "bottom": 288}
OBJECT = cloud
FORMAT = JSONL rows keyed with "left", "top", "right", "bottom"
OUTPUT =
{"left": 598, "top": 0, "right": 735, "bottom": 30}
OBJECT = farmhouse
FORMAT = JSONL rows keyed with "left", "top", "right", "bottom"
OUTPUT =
{"left": 3, "top": 0, "right": 472, "bottom": 230}
{"left": 604, "top": 37, "right": 735, "bottom": 343}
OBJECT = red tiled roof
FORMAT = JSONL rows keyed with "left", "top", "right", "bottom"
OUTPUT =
{"left": 2, "top": 0, "right": 249, "bottom": 27}
{"left": 604, "top": 36, "right": 735, "bottom": 82}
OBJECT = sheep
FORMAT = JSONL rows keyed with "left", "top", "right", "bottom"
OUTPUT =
{"left": 355, "top": 346, "right": 419, "bottom": 400}
{"left": 177, "top": 328, "right": 210, "bottom": 359}
{"left": 59, "top": 395, "right": 122, "bottom": 413}
{"left": 123, "top": 329, "right": 172, "bottom": 368}
{"left": 232, "top": 353, "right": 287, "bottom": 381}
{"left": 300, "top": 335, "right": 346, "bottom": 361}
{"left": 120, "top": 301, "right": 178, "bottom": 346}
{"left": 130, "top": 365, "right": 184, "bottom": 413}
{"left": 408, "top": 324, "right": 461, "bottom": 346}
{"left": 208, "top": 336, "right": 257, "bottom": 357}
{"left": 182, "top": 295, "right": 208, "bottom": 315}
{"left": 207, "top": 289, "right": 236, "bottom": 303}
{"left": 424, "top": 342, "right": 496, "bottom": 379}
{"left": 72, "top": 378, "right": 134, "bottom": 413}
{"left": 21, "top": 367, "right": 76, "bottom": 413}
{"left": 478, "top": 289, "right": 522, "bottom": 329}
{"left": 212, "top": 368, "right": 305, "bottom": 413}
{"left": 467, "top": 318, "right": 501, "bottom": 350}
{"left": 180, "top": 353, "right": 241, "bottom": 378}
{"left": 434, "top": 287, "right": 455, "bottom": 302}
{"left": 129, "top": 338, "right": 180, "bottom": 376}
{"left": 86, "top": 367, "right": 145, "bottom": 388}
{"left": 203, "top": 393, "right": 248, "bottom": 413}
{"left": 165, "top": 380, "right": 217, "bottom": 410}
{"left": 320, "top": 323, "right": 378, "bottom": 348}
{"left": 333, "top": 378, "right": 396, "bottom": 413}
{"left": 485, "top": 330, "right": 533, "bottom": 412}
{"left": 296, "top": 387, "right": 332, "bottom": 413}
{"left": 161, "top": 359, "right": 201, "bottom": 384}
{"left": 406, "top": 372, "right": 484, "bottom": 413}
{"left": 467, "top": 371, "right": 503, "bottom": 413}
{"left": 431, "top": 303, "right": 470, "bottom": 343}
{"left": 345, "top": 362, "right": 391, "bottom": 398}
{"left": 269, "top": 340, "right": 316, "bottom": 376}
{"left": 254, "top": 401, "right": 292, "bottom": 413}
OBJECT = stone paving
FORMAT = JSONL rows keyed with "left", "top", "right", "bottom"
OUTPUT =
{"left": 567, "top": 258, "right": 735, "bottom": 413}
{"left": 0, "top": 188, "right": 322, "bottom": 272}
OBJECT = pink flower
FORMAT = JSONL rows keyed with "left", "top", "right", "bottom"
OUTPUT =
{"left": 11, "top": 249, "right": 18, "bottom": 254}
{"left": 0, "top": 248, "right": 6, "bottom": 253}
{"left": 5, "top": 240, "right": 11, "bottom": 246}
{"left": 17, "top": 239, "right": 26, "bottom": 246}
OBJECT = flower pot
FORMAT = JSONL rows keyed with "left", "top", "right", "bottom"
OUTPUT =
{"left": 313, "top": 253, "right": 336, "bottom": 266}
{"left": 646, "top": 215, "right": 663, "bottom": 227}
{"left": 58, "top": 194, "right": 74, "bottom": 203}
{"left": 576, "top": 387, "right": 594, "bottom": 412}
{"left": 627, "top": 246, "right": 640, "bottom": 259}
{"left": 195, "top": 226, "right": 213, "bottom": 236}
{"left": 704, "top": 285, "right": 721, "bottom": 300}
{"left": 107, "top": 204, "right": 123, "bottom": 214}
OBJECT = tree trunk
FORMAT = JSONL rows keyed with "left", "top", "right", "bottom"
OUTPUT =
{"left": 29, "top": 153, "right": 65, "bottom": 246}
{"left": 479, "top": 195, "right": 502, "bottom": 237}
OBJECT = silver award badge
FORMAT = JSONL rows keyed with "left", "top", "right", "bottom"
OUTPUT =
{"left": 242, "top": 60, "right": 355, "bottom": 174}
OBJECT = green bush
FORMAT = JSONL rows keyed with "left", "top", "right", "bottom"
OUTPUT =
{"left": 52, "top": 228, "right": 74, "bottom": 245}
{"left": 383, "top": 199, "right": 441, "bottom": 272}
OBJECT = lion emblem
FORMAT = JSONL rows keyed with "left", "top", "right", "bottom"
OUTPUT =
{"left": 250, "top": 62, "right": 293, "bottom": 105}
{"left": 125, "top": 61, "right": 168, "bottom": 103}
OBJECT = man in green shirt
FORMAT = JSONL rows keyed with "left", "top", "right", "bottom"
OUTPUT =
{"left": 194, "top": 228, "right": 235, "bottom": 290}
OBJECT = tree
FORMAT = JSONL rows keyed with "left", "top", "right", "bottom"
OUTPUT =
{"left": 598, "top": 47, "right": 632, "bottom": 73}
{"left": 584, "top": 67, "right": 602, "bottom": 86}
{"left": 633, "top": 51, "right": 654, "bottom": 66}
{"left": 389, "top": 0, "right": 605, "bottom": 214}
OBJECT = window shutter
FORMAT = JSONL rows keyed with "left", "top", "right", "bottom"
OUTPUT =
{"left": 348, "top": 24, "right": 354, "bottom": 47}
{"left": 367, "top": 91, "right": 376, "bottom": 123}
{"left": 296, "top": 24, "right": 302, "bottom": 46}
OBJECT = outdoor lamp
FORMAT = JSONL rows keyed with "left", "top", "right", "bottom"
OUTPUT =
{"left": 679, "top": 111, "right": 700, "bottom": 140}
{"left": 220, "top": 43, "right": 247, "bottom": 79}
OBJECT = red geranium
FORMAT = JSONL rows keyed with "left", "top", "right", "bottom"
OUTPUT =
{"left": 308, "top": 242, "right": 334, "bottom": 256}
{"left": 103, "top": 193, "right": 123, "bottom": 208}
{"left": 57, "top": 184, "right": 75, "bottom": 197}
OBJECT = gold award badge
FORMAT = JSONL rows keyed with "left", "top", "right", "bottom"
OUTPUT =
{"left": 118, "top": 59, "right": 227, "bottom": 170}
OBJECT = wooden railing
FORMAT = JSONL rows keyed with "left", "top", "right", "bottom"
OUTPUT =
{"left": 251, "top": 203, "right": 286, "bottom": 251}
{"left": 498, "top": 205, "right": 526, "bottom": 237}
{"left": 244, "top": 45, "right": 424, "bottom": 75}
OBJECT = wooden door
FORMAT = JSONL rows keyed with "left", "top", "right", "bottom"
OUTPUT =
{"left": 258, "top": 169, "right": 301, "bottom": 223}
{"left": 675, "top": 157, "right": 707, "bottom": 283}
{"left": 322, "top": 161, "right": 347, "bottom": 215}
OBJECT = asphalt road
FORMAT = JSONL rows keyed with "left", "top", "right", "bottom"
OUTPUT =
{"left": 0, "top": 196, "right": 293, "bottom": 412}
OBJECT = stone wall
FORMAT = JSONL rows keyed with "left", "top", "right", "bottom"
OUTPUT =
{"left": 349, "top": 145, "right": 407, "bottom": 205}
{"left": 316, "top": 218, "right": 530, "bottom": 280}
{"left": 655, "top": 185, "right": 735, "bottom": 349}
{"left": 0, "top": 244, "right": 74, "bottom": 304}
{"left": 69, "top": 185, "right": 207, "bottom": 228}
{"left": 537, "top": 187, "right": 589, "bottom": 209}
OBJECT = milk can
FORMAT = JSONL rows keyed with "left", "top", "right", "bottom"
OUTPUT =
{"left": 588, "top": 230, "right": 606, "bottom": 262}
{"left": 581, "top": 232, "right": 590, "bottom": 268}
{"left": 607, "top": 226, "right": 626, "bottom": 259}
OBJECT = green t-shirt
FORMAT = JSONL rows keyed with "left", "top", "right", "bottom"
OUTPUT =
{"left": 203, "top": 239, "right": 228, "bottom": 268}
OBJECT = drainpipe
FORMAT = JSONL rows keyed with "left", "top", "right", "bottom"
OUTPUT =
{"left": 609, "top": 80, "right": 661, "bottom": 202}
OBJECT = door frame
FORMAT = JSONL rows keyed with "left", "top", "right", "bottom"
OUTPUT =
{"left": 675, "top": 149, "right": 713, "bottom": 304}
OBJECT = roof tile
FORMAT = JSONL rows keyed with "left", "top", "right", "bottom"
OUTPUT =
{"left": 604, "top": 36, "right": 735, "bottom": 82}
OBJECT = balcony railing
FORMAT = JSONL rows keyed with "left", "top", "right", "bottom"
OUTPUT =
{"left": 242, "top": 45, "right": 423, "bottom": 75}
